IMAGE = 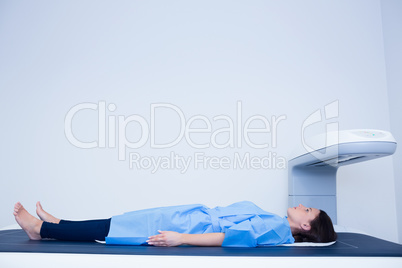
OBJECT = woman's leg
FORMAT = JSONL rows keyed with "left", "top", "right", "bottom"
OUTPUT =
{"left": 14, "top": 202, "right": 111, "bottom": 242}
{"left": 40, "top": 219, "right": 111, "bottom": 241}
{"left": 35, "top": 201, "right": 111, "bottom": 240}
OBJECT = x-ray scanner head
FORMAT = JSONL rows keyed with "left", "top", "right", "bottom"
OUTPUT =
{"left": 288, "top": 129, "right": 397, "bottom": 224}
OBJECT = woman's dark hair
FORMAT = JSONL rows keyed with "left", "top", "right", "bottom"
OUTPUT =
{"left": 293, "top": 210, "right": 337, "bottom": 243}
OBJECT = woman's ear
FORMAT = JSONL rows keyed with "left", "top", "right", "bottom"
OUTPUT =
{"left": 301, "top": 223, "right": 311, "bottom": 231}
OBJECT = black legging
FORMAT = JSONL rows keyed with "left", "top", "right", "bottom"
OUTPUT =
{"left": 40, "top": 219, "right": 111, "bottom": 241}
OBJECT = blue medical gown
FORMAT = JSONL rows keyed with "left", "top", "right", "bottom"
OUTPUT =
{"left": 105, "top": 201, "right": 295, "bottom": 247}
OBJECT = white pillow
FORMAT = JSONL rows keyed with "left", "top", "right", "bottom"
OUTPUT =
{"left": 279, "top": 241, "right": 336, "bottom": 247}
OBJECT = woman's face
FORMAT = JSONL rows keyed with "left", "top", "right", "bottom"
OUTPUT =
{"left": 287, "top": 204, "right": 320, "bottom": 230}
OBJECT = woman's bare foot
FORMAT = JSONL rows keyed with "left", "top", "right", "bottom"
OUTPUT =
{"left": 13, "top": 202, "right": 42, "bottom": 240}
{"left": 36, "top": 202, "right": 60, "bottom": 224}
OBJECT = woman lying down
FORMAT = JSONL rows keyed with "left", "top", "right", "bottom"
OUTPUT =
{"left": 14, "top": 201, "right": 337, "bottom": 247}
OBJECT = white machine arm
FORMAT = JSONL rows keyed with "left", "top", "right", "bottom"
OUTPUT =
{"left": 288, "top": 129, "right": 397, "bottom": 224}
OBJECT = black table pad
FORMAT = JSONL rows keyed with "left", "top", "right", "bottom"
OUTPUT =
{"left": 1, "top": 230, "right": 401, "bottom": 257}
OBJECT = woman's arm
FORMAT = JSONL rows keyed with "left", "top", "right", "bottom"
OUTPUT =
{"left": 147, "top": 230, "right": 225, "bottom": 247}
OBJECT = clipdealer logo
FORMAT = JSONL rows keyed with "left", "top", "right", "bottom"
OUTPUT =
{"left": 64, "top": 101, "right": 288, "bottom": 173}
{"left": 301, "top": 100, "right": 340, "bottom": 166}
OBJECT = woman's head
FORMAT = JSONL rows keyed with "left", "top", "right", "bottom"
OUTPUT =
{"left": 287, "top": 204, "right": 337, "bottom": 243}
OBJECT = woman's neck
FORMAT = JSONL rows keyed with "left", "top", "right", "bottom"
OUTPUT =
{"left": 286, "top": 217, "right": 299, "bottom": 235}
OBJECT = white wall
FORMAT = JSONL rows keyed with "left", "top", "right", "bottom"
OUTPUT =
{"left": 381, "top": 0, "right": 402, "bottom": 243}
{"left": 0, "top": 0, "right": 399, "bottom": 243}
